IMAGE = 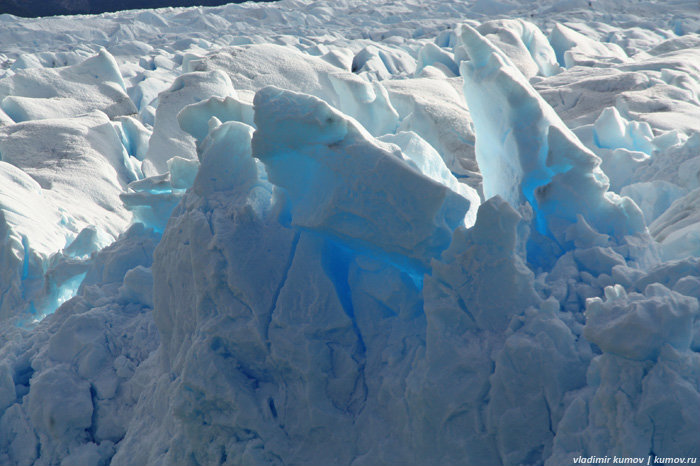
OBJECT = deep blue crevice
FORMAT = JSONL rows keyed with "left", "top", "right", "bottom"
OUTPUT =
{"left": 321, "top": 239, "right": 355, "bottom": 321}
{"left": 20, "top": 235, "right": 30, "bottom": 282}
{"left": 320, "top": 238, "right": 366, "bottom": 356}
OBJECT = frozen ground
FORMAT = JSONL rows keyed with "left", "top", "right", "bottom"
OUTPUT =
{"left": 0, "top": 0, "right": 699, "bottom": 465}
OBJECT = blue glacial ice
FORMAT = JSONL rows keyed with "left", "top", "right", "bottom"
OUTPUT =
{"left": 0, "top": 1, "right": 698, "bottom": 466}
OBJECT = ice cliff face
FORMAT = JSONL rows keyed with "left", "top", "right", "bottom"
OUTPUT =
{"left": 0, "top": 1, "right": 699, "bottom": 465}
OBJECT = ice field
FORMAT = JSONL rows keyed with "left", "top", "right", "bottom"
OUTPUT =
{"left": 0, "top": 0, "right": 699, "bottom": 465}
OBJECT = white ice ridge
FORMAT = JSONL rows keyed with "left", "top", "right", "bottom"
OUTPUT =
{"left": 0, "top": 48, "right": 135, "bottom": 122}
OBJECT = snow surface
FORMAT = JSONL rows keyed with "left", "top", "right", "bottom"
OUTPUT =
{"left": 0, "top": 0, "right": 699, "bottom": 465}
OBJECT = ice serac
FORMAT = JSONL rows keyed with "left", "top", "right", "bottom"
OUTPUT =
{"left": 477, "top": 19, "right": 561, "bottom": 78}
{"left": 117, "top": 106, "right": 358, "bottom": 465}
{"left": 177, "top": 95, "right": 254, "bottom": 142}
{"left": 143, "top": 70, "right": 235, "bottom": 175}
{"left": 0, "top": 111, "right": 133, "bottom": 321}
{"left": 112, "top": 84, "right": 485, "bottom": 466}
{"left": 251, "top": 86, "right": 478, "bottom": 267}
{"left": 459, "top": 25, "right": 645, "bottom": 256}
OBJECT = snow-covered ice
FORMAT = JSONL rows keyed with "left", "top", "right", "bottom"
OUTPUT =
{"left": 0, "top": 0, "right": 699, "bottom": 465}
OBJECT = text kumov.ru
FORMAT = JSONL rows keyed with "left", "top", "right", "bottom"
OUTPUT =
{"left": 574, "top": 456, "right": 698, "bottom": 465}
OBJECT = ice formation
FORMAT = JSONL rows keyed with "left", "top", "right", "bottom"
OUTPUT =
{"left": 0, "top": 1, "right": 699, "bottom": 465}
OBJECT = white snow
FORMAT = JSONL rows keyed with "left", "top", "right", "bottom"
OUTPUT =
{"left": 0, "top": 0, "right": 699, "bottom": 465}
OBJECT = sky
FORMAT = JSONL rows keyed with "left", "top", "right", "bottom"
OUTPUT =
{"left": 0, "top": 0, "right": 275, "bottom": 18}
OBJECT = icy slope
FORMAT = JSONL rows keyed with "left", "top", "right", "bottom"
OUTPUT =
{"left": 0, "top": 1, "right": 699, "bottom": 465}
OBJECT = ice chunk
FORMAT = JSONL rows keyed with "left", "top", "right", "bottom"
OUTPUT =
{"left": 429, "top": 196, "right": 539, "bottom": 332}
{"left": 384, "top": 77, "right": 480, "bottom": 186}
{"left": 144, "top": 70, "right": 235, "bottom": 175}
{"left": 118, "top": 265, "right": 154, "bottom": 307}
{"left": 120, "top": 181, "right": 184, "bottom": 233}
{"left": 416, "top": 42, "right": 459, "bottom": 77}
{"left": 27, "top": 365, "right": 93, "bottom": 441}
{"left": 351, "top": 44, "right": 417, "bottom": 79}
{"left": 252, "top": 86, "right": 475, "bottom": 267}
{"left": 593, "top": 106, "right": 653, "bottom": 155}
{"left": 321, "top": 48, "right": 354, "bottom": 71}
{"left": 585, "top": 283, "right": 697, "bottom": 360}
{"left": 621, "top": 181, "right": 685, "bottom": 224}
{"left": 477, "top": 19, "right": 561, "bottom": 78}
{"left": 549, "top": 23, "right": 630, "bottom": 68}
{"left": 598, "top": 147, "right": 650, "bottom": 193}
{"left": 193, "top": 121, "right": 257, "bottom": 196}
{"left": 459, "top": 25, "right": 645, "bottom": 251}
{"left": 378, "top": 131, "right": 480, "bottom": 226}
{"left": 167, "top": 156, "right": 199, "bottom": 190}
{"left": 177, "top": 95, "right": 254, "bottom": 142}
{"left": 327, "top": 73, "right": 399, "bottom": 136}
{"left": 63, "top": 227, "right": 102, "bottom": 260}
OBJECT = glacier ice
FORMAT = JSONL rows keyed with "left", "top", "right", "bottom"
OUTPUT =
{"left": 0, "top": 48, "right": 136, "bottom": 122}
{"left": 549, "top": 23, "right": 630, "bottom": 68}
{"left": 0, "top": 111, "right": 133, "bottom": 321}
{"left": 458, "top": 24, "right": 645, "bottom": 262}
{"left": 252, "top": 86, "right": 478, "bottom": 266}
{"left": 0, "top": 1, "right": 699, "bottom": 465}
{"left": 477, "top": 19, "right": 561, "bottom": 78}
{"left": 144, "top": 70, "right": 235, "bottom": 175}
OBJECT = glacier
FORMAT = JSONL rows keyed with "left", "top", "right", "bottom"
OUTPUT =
{"left": 0, "top": 0, "right": 699, "bottom": 465}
